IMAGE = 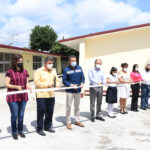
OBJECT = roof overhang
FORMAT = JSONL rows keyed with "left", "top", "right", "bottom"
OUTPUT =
{"left": 0, "top": 44, "right": 67, "bottom": 58}
{"left": 59, "top": 23, "right": 150, "bottom": 51}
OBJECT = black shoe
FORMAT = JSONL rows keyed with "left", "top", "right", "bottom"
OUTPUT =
{"left": 120, "top": 110, "right": 124, "bottom": 114}
{"left": 91, "top": 117, "right": 95, "bottom": 122}
{"left": 12, "top": 134, "right": 18, "bottom": 140}
{"left": 37, "top": 130, "right": 46, "bottom": 136}
{"left": 18, "top": 133, "right": 26, "bottom": 138}
{"left": 44, "top": 128, "right": 55, "bottom": 133}
{"left": 135, "top": 109, "right": 139, "bottom": 112}
{"left": 108, "top": 115, "right": 116, "bottom": 118}
{"left": 146, "top": 106, "right": 150, "bottom": 109}
{"left": 96, "top": 116, "right": 105, "bottom": 121}
{"left": 141, "top": 107, "right": 147, "bottom": 110}
{"left": 124, "top": 111, "right": 128, "bottom": 114}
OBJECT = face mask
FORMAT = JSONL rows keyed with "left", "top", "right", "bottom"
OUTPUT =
{"left": 96, "top": 64, "right": 101, "bottom": 69}
{"left": 113, "top": 73, "right": 117, "bottom": 76}
{"left": 135, "top": 68, "right": 139, "bottom": 72}
{"left": 17, "top": 62, "right": 23, "bottom": 68}
{"left": 146, "top": 68, "right": 150, "bottom": 72}
{"left": 71, "top": 61, "right": 77, "bottom": 67}
{"left": 123, "top": 68, "right": 128, "bottom": 72}
{"left": 47, "top": 64, "right": 53, "bottom": 70}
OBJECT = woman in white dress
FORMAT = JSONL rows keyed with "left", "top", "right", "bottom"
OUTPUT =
{"left": 118, "top": 63, "right": 133, "bottom": 114}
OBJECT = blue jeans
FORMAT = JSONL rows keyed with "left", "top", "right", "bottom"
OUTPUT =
{"left": 141, "top": 84, "right": 150, "bottom": 108}
{"left": 7, "top": 101, "right": 27, "bottom": 135}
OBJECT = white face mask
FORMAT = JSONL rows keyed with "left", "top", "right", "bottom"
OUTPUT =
{"left": 123, "top": 68, "right": 128, "bottom": 72}
{"left": 96, "top": 64, "right": 101, "bottom": 69}
{"left": 113, "top": 73, "right": 117, "bottom": 76}
{"left": 135, "top": 67, "right": 139, "bottom": 72}
{"left": 47, "top": 64, "right": 53, "bottom": 70}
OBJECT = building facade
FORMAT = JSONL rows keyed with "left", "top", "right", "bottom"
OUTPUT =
{"left": 0, "top": 44, "right": 66, "bottom": 87}
{"left": 59, "top": 23, "right": 150, "bottom": 88}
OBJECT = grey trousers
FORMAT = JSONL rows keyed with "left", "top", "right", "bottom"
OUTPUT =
{"left": 90, "top": 87, "right": 103, "bottom": 118}
{"left": 66, "top": 93, "right": 81, "bottom": 123}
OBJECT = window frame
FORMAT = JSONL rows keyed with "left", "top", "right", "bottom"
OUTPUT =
{"left": 0, "top": 53, "right": 12, "bottom": 73}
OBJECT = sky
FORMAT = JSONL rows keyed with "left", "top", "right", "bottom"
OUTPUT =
{"left": 0, "top": 0, "right": 150, "bottom": 47}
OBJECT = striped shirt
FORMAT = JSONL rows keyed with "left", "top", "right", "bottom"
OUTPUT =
{"left": 5, "top": 69, "right": 29, "bottom": 102}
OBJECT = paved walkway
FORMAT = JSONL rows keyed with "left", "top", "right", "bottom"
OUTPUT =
{"left": 0, "top": 83, "right": 150, "bottom": 150}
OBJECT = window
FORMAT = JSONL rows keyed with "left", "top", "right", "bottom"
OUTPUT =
{"left": 33, "top": 56, "right": 42, "bottom": 70}
{"left": 0, "top": 53, "right": 11, "bottom": 73}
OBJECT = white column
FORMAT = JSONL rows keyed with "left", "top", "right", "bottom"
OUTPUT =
{"left": 79, "top": 41, "right": 85, "bottom": 68}
{"left": 79, "top": 41, "right": 86, "bottom": 93}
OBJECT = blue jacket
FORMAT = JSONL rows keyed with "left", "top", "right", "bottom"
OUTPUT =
{"left": 63, "top": 65, "right": 85, "bottom": 93}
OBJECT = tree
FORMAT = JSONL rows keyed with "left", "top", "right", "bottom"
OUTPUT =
{"left": 30, "top": 25, "right": 57, "bottom": 51}
{"left": 51, "top": 41, "right": 79, "bottom": 58}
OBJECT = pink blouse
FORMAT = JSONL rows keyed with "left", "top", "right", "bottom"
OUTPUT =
{"left": 130, "top": 72, "right": 142, "bottom": 83}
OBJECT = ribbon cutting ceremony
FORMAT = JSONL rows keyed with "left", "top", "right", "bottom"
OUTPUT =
{"left": 0, "top": 0, "right": 150, "bottom": 150}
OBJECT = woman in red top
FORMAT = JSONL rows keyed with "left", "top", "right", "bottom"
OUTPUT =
{"left": 5, "top": 54, "right": 32, "bottom": 140}
{"left": 130, "top": 64, "right": 142, "bottom": 112}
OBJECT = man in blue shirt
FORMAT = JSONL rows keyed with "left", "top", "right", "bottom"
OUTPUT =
{"left": 88, "top": 59, "right": 105, "bottom": 122}
{"left": 63, "top": 55, "right": 85, "bottom": 130}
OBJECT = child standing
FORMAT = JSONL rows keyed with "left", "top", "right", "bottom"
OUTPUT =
{"left": 106, "top": 67, "right": 118, "bottom": 118}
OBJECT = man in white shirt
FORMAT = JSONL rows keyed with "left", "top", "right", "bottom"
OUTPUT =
{"left": 141, "top": 64, "right": 150, "bottom": 110}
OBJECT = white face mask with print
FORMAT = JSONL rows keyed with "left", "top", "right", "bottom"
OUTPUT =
{"left": 47, "top": 64, "right": 53, "bottom": 70}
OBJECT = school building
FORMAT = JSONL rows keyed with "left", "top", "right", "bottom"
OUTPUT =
{"left": 0, "top": 44, "right": 67, "bottom": 87}
{"left": 59, "top": 23, "right": 150, "bottom": 88}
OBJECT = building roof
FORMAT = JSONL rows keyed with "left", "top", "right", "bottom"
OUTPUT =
{"left": 0, "top": 44, "right": 67, "bottom": 58}
{"left": 59, "top": 23, "right": 150, "bottom": 43}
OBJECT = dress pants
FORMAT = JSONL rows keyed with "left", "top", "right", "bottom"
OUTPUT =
{"left": 90, "top": 87, "right": 103, "bottom": 118}
{"left": 66, "top": 93, "right": 80, "bottom": 123}
{"left": 36, "top": 98, "right": 55, "bottom": 131}
{"left": 131, "top": 84, "right": 140, "bottom": 111}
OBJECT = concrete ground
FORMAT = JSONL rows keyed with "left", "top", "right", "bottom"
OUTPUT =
{"left": 0, "top": 82, "right": 150, "bottom": 150}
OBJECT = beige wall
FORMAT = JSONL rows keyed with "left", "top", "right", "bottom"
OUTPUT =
{"left": 0, "top": 48, "right": 62, "bottom": 87}
{"left": 83, "top": 27, "right": 150, "bottom": 85}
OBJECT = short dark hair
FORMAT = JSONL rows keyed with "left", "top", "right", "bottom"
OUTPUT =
{"left": 110, "top": 67, "right": 117, "bottom": 75}
{"left": 44, "top": 56, "right": 54, "bottom": 63}
{"left": 11, "top": 54, "right": 23, "bottom": 72}
{"left": 68, "top": 55, "right": 76, "bottom": 61}
{"left": 121, "top": 63, "right": 128, "bottom": 68}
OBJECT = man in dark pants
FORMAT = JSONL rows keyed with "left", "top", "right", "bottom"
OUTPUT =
{"left": 34, "top": 56, "right": 59, "bottom": 136}
{"left": 88, "top": 59, "right": 105, "bottom": 122}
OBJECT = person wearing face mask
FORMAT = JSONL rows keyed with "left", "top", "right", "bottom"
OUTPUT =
{"left": 5, "top": 54, "right": 32, "bottom": 140}
{"left": 141, "top": 64, "right": 150, "bottom": 110}
{"left": 63, "top": 55, "right": 85, "bottom": 130}
{"left": 88, "top": 59, "right": 105, "bottom": 122}
{"left": 34, "top": 56, "right": 59, "bottom": 136}
{"left": 130, "top": 64, "right": 143, "bottom": 112}
{"left": 106, "top": 67, "right": 119, "bottom": 118}
{"left": 118, "top": 63, "right": 133, "bottom": 114}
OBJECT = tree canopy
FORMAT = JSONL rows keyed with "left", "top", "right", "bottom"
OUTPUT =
{"left": 29, "top": 25, "right": 78, "bottom": 58}
{"left": 30, "top": 25, "right": 57, "bottom": 51}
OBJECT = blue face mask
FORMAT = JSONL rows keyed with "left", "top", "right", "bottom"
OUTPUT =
{"left": 71, "top": 61, "right": 77, "bottom": 67}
